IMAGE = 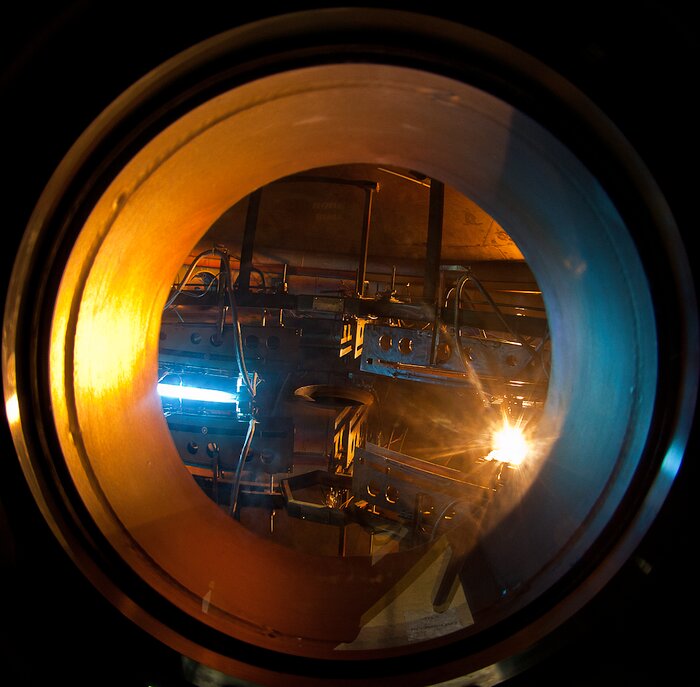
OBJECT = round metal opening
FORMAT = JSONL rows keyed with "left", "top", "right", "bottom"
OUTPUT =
{"left": 45, "top": 58, "right": 657, "bottom": 655}
{"left": 3, "top": 10, "right": 695, "bottom": 686}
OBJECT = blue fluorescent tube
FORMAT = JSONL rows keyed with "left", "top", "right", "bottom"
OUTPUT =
{"left": 157, "top": 382, "right": 238, "bottom": 404}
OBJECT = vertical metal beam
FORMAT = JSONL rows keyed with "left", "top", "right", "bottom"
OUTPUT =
{"left": 426, "top": 180, "right": 445, "bottom": 364}
{"left": 424, "top": 179, "right": 444, "bottom": 304}
{"left": 238, "top": 188, "right": 262, "bottom": 294}
{"left": 355, "top": 188, "right": 374, "bottom": 296}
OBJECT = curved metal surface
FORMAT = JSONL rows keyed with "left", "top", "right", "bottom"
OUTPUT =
{"left": 2, "top": 6, "right": 697, "bottom": 687}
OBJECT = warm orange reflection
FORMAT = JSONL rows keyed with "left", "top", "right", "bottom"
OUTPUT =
{"left": 5, "top": 392, "right": 19, "bottom": 427}
{"left": 74, "top": 306, "right": 146, "bottom": 400}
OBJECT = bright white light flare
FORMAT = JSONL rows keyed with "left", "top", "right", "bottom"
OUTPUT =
{"left": 486, "top": 422, "right": 529, "bottom": 466}
{"left": 157, "top": 383, "right": 237, "bottom": 404}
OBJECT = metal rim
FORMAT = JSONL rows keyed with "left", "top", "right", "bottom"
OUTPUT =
{"left": 3, "top": 9, "right": 697, "bottom": 686}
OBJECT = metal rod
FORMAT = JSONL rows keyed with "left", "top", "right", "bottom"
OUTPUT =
{"left": 430, "top": 269, "right": 444, "bottom": 364}
{"left": 272, "top": 174, "right": 378, "bottom": 193}
{"left": 423, "top": 179, "right": 444, "bottom": 304}
{"left": 377, "top": 167, "right": 431, "bottom": 187}
{"left": 426, "top": 180, "right": 445, "bottom": 363}
{"left": 355, "top": 188, "right": 374, "bottom": 296}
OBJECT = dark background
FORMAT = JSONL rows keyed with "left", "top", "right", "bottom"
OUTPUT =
{"left": 1, "top": 2, "right": 696, "bottom": 685}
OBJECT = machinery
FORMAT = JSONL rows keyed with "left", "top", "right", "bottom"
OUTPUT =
{"left": 1, "top": 5, "right": 696, "bottom": 687}
{"left": 156, "top": 169, "right": 549, "bottom": 567}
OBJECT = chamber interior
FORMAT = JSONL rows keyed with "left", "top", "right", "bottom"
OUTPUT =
{"left": 47, "top": 64, "right": 657, "bottom": 659}
{"left": 157, "top": 163, "right": 549, "bottom": 571}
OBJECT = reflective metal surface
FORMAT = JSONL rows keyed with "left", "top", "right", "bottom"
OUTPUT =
{"left": 2, "top": 6, "right": 696, "bottom": 686}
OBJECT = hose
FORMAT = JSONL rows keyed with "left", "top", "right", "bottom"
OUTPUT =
{"left": 228, "top": 418, "right": 258, "bottom": 519}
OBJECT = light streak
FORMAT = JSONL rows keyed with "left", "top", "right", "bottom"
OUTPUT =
{"left": 157, "top": 383, "right": 237, "bottom": 404}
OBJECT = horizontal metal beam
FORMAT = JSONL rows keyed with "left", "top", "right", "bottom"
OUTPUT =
{"left": 166, "top": 293, "right": 548, "bottom": 337}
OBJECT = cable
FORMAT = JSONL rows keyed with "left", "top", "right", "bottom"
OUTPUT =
{"left": 454, "top": 270, "right": 541, "bottom": 364}
{"left": 222, "top": 261, "right": 259, "bottom": 398}
{"left": 455, "top": 279, "right": 489, "bottom": 340}
{"left": 228, "top": 417, "right": 257, "bottom": 519}
{"left": 443, "top": 286, "right": 455, "bottom": 309}
{"left": 463, "top": 270, "right": 539, "bottom": 359}
{"left": 453, "top": 274, "right": 475, "bottom": 374}
{"left": 165, "top": 247, "right": 260, "bottom": 398}
{"left": 163, "top": 248, "right": 224, "bottom": 310}
{"left": 234, "top": 267, "right": 267, "bottom": 292}
{"left": 164, "top": 251, "right": 262, "bottom": 519}
{"left": 177, "top": 272, "right": 221, "bottom": 299}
